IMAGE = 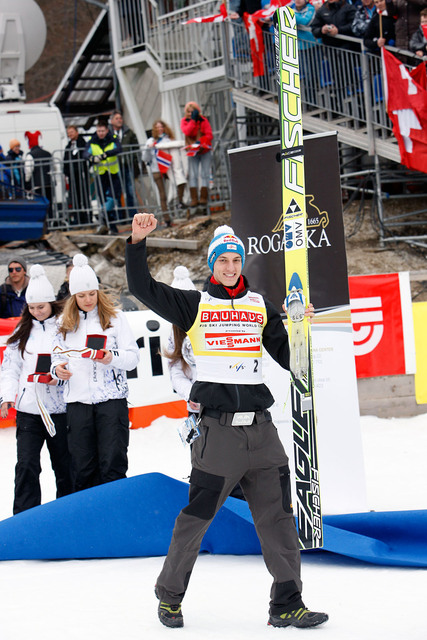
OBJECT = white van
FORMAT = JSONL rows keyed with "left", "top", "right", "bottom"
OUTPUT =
{"left": 0, "top": 102, "right": 66, "bottom": 155}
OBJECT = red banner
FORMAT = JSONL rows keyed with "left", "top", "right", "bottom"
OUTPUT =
{"left": 349, "top": 273, "right": 414, "bottom": 379}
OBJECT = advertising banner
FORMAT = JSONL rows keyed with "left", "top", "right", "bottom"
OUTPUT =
{"left": 229, "top": 134, "right": 348, "bottom": 312}
{"left": 229, "top": 133, "right": 367, "bottom": 515}
{"left": 412, "top": 301, "right": 427, "bottom": 404}
{"left": 349, "top": 272, "right": 416, "bottom": 379}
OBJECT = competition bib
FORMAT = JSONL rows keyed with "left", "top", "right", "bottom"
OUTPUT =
{"left": 187, "top": 291, "right": 267, "bottom": 384}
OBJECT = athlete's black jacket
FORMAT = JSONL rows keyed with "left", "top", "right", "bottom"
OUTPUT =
{"left": 126, "top": 238, "right": 290, "bottom": 412}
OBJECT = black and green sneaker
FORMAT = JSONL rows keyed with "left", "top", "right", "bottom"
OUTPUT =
{"left": 158, "top": 601, "right": 184, "bottom": 628}
{"left": 268, "top": 607, "right": 328, "bottom": 628}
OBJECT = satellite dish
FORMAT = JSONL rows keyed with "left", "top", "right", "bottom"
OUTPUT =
{"left": 0, "top": 0, "right": 47, "bottom": 71}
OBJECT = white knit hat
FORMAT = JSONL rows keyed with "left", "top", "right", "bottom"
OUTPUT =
{"left": 26, "top": 265, "right": 55, "bottom": 303}
{"left": 69, "top": 254, "right": 99, "bottom": 295}
{"left": 171, "top": 265, "right": 196, "bottom": 291}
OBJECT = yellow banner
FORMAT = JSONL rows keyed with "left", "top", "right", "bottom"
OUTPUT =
{"left": 413, "top": 302, "right": 427, "bottom": 404}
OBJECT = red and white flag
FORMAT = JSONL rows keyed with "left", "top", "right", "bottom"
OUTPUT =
{"left": 182, "top": 3, "right": 227, "bottom": 24}
{"left": 242, "top": 0, "right": 291, "bottom": 77}
{"left": 382, "top": 48, "right": 427, "bottom": 174}
{"left": 409, "top": 59, "right": 427, "bottom": 90}
{"left": 243, "top": 12, "right": 265, "bottom": 77}
{"left": 252, "top": 0, "right": 291, "bottom": 21}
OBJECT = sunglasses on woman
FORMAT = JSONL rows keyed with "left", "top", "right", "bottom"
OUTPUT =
{"left": 8, "top": 267, "right": 22, "bottom": 273}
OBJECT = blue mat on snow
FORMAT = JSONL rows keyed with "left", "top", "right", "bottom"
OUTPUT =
{"left": 0, "top": 472, "right": 425, "bottom": 566}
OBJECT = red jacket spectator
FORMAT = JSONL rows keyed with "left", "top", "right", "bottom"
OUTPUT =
{"left": 180, "top": 102, "right": 213, "bottom": 155}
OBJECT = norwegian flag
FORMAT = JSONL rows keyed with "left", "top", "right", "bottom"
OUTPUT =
{"left": 184, "top": 142, "right": 212, "bottom": 156}
{"left": 185, "top": 143, "right": 201, "bottom": 157}
{"left": 182, "top": 3, "right": 227, "bottom": 24}
{"left": 382, "top": 48, "right": 427, "bottom": 174}
{"left": 155, "top": 149, "right": 172, "bottom": 174}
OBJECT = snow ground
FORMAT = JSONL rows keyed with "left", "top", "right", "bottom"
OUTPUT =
{"left": 0, "top": 414, "right": 426, "bottom": 640}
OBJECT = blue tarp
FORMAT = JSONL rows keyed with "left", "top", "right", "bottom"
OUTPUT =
{"left": 0, "top": 473, "right": 425, "bottom": 566}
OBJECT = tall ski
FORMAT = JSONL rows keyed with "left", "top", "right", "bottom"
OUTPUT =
{"left": 274, "top": 5, "right": 323, "bottom": 550}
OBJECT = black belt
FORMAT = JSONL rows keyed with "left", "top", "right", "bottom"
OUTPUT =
{"left": 202, "top": 408, "right": 271, "bottom": 427}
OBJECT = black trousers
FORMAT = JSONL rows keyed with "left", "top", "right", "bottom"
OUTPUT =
{"left": 13, "top": 411, "right": 74, "bottom": 515}
{"left": 67, "top": 398, "right": 129, "bottom": 492}
{"left": 156, "top": 413, "right": 303, "bottom": 614}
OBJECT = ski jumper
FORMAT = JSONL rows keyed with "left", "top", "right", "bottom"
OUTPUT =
{"left": 126, "top": 238, "right": 304, "bottom": 615}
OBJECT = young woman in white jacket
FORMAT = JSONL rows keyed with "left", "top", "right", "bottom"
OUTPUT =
{"left": 51, "top": 254, "right": 139, "bottom": 492}
{"left": 164, "top": 266, "right": 199, "bottom": 417}
{"left": 0, "top": 265, "right": 73, "bottom": 514}
{"left": 143, "top": 119, "right": 187, "bottom": 226}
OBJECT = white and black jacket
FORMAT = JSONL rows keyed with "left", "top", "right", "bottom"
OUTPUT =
{"left": 51, "top": 306, "right": 139, "bottom": 405}
{"left": 0, "top": 316, "right": 66, "bottom": 415}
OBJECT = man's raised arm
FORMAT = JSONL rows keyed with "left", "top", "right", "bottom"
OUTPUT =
{"left": 131, "top": 212, "right": 158, "bottom": 244}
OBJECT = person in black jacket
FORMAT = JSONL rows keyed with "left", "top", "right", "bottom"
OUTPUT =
{"left": 409, "top": 7, "right": 427, "bottom": 56}
{"left": 364, "top": 0, "right": 397, "bottom": 52}
{"left": 109, "top": 110, "right": 139, "bottom": 216}
{"left": 64, "top": 125, "right": 90, "bottom": 224}
{"left": 311, "top": 0, "right": 357, "bottom": 46}
{"left": 126, "top": 213, "right": 328, "bottom": 631}
{"left": 24, "top": 131, "right": 53, "bottom": 215}
{"left": 0, "top": 257, "right": 29, "bottom": 318}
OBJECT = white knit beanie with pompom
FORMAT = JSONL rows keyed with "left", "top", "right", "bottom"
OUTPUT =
{"left": 171, "top": 265, "right": 196, "bottom": 291}
{"left": 69, "top": 254, "right": 99, "bottom": 295}
{"left": 26, "top": 264, "right": 56, "bottom": 303}
{"left": 207, "top": 225, "right": 245, "bottom": 272}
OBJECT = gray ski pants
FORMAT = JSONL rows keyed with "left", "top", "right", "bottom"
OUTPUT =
{"left": 156, "top": 410, "right": 304, "bottom": 614}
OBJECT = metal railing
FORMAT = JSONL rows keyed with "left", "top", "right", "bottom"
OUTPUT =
{"left": 223, "top": 21, "right": 397, "bottom": 137}
{"left": 114, "top": 0, "right": 225, "bottom": 75}
{"left": 226, "top": 21, "right": 425, "bottom": 142}
{"left": 156, "top": 1, "right": 224, "bottom": 75}
{"left": 0, "top": 143, "right": 232, "bottom": 233}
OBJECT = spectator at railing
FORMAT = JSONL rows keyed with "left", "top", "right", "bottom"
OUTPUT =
{"left": 181, "top": 102, "right": 213, "bottom": 214}
{"left": 109, "top": 110, "right": 139, "bottom": 216}
{"left": 291, "top": 0, "right": 318, "bottom": 45}
{"left": 393, "top": 0, "right": 427, "bottom": 51}
{"left": 24, "top": 131, "right": 53, "bottom": 215}
{"left": 85, "top": 119, "right": 122, "bottom": 235}
{"left": 143, "top": 119, "right": 187, "bottom": 227}
{"left": 311, "top": 0, "right": 357, "bottom": 46}
{"left": 409, "top": 7, "right": 427, "bottom": 57}
{"left": 5, "top": 139, "right": 24, "bottom": 193}
{"left": 0, "top": 145, "right": 12, "bottom": 198}
{"left": 63, "top": 125, "right": 89, "bottom": 224}
{"left": 351, "top": 0, "right": 376, "bottom": 37}
{"left": 364, "top": 0, "right": 397, "bottom": 53}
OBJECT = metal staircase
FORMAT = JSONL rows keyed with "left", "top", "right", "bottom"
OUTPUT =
{"left": 49, "top": 0, "right": 426, "bottom": 242}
